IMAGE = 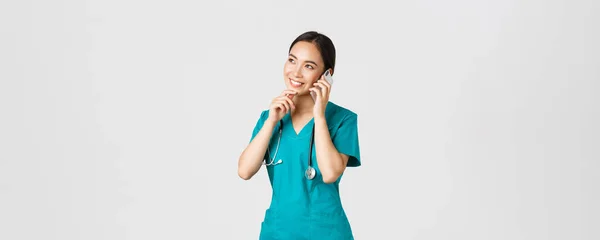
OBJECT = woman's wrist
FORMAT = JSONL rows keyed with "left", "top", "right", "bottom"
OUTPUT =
{"left": 314, "top": 115, "right": 327, "bottom": 125}
{"left": 264, "top": 118, "right": 278, "bottom": 129}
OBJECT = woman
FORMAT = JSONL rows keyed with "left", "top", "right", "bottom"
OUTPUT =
{"left": 238, "top": 31, "right": 361, "bottom": 240}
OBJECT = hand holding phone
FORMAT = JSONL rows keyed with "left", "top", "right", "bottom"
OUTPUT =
{"left": 311, "top": 69, "right": 334, "bottom": 101}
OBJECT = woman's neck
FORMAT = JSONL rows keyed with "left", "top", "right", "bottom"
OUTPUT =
{"left": 291, "top": 94, "right": 315, "bottom": 116}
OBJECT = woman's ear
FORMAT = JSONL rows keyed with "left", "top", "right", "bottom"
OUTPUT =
{"left": 324, "top": 68, "right": 333, "bottom": 76}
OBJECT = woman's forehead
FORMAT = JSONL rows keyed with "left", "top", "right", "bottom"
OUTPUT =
{"left": 290, "top": 41, "right": 323, "bottom": 64}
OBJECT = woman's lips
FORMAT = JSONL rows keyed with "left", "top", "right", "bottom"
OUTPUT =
{"left": 290, "top": 78, "right": 304, "bottom": 87}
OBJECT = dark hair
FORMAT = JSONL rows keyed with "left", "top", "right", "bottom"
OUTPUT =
{"left": 288, "top": 31, "right": 336, "bottom": 75}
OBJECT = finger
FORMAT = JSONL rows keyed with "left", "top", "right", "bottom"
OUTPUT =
{"left": 321, "top": 80, "right": 330, "bottom": 98}
{"left": 320, "top": 77, "right": 332, "bottom": 89}
{"left": 315, "top": 81, "right": 329, "bottom": 92}
{"left": 276, "top": 102, "right": 287, "bottom": 113}
{"left": 282, "top": 93, "right": 295, "bottom": 100}
{"left": 282, "top": 96, "right": 296, "bottom": 110}
{"left": 281, "top": 89, "right": 298, "bottom": 96}
{"left": 282, "top": 91, "right": 297, "bottom": 101}
{"left": 281, "top": 99, "right": 292, "bottom": 113}
{"left": 272, "top": 100, "right": 285, "bottom": 111}
{"left": 309, "top": 87, "right": 321, "bottom": 100}
{"left": 271, "top": 100, "right": 282, "bottom": 112}
{"left": 281, "top": 89, "right": 297, "bottom": 94}
{"left": 313, "top": 81, "right": 328, "bottom": 98}
{"left": 276, "top": 99, "right": 291, "bottom": 113}
{"left": 271, "top": 101, "right": 281, "bottom": 112}
{"left": 272, "top": 93, "right": 292, "bottom": 110}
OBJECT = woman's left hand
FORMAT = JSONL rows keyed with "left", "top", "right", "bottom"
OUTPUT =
{"left": 309, "top": 75, "right": 331, "bottom": 119}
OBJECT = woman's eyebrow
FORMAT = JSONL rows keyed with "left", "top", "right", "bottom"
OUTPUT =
{"left": 289, "top": 53, "right": 319, "bottom": 66}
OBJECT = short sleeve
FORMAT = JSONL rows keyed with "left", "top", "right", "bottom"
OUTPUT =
{"left": 332, "top": 113, "right": 361, "bottom": 167}
{"left": 249, "top": 110, "right": 268, "bottom": 143}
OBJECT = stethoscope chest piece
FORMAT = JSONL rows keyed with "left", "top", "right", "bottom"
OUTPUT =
{"left": 305, "top": 166, "right": 316, "bottom": 180}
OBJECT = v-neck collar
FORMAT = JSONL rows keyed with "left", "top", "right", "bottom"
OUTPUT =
{"left": 283, "top": 113, "right": 314, "bottom": 139}
{"left": 293, "top": 117, "right": 314, "bottom": 136}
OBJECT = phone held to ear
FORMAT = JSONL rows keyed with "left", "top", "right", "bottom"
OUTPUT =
{"left": 311, "top": 69, "right": 334, "bottom": 101}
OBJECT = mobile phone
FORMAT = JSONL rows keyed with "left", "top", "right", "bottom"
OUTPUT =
{"left": 311, "top": 69, "right": 334, "bottom": 101}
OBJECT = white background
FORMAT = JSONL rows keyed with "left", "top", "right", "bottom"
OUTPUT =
{"left": 1, "top": 0, "right": 599, "bottom": 239}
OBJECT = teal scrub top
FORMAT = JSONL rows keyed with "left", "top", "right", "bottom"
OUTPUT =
{"left": 249, "top": 101, "right": 361, "bottom": 240}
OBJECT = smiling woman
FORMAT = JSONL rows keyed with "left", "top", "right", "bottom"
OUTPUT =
{"left": 237, "top": 31, "right": 361, "bottom": 240}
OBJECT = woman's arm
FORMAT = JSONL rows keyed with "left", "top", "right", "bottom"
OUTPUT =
{"left": 314, "top": 116, "right": 350, "bottom": 183}
{"left": 237, "top": 119, "right": 277, "bottom": 180}
{"left": 238, "top": 90, "right": 296, "bottom": 180}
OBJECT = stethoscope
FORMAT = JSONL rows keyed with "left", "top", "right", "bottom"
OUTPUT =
{"left": 263, "top": 119, "right": 316, "bottom": 180}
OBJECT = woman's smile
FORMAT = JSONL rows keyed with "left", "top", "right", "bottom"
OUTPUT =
{"left": 289, "top": 78, "right": 305, "bottom": 88}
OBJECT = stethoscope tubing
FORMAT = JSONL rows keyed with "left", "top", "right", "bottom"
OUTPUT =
{"left": 264, "top": 119, "right": 316, "bottom": 180}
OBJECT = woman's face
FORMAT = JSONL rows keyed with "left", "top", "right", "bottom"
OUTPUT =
{"left": 283, "top": 41, "right": 325, "bottom": 96}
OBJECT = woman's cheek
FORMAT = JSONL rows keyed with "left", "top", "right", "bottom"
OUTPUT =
{"left": 303, "top": 70, "right": 316, "bottom": 81}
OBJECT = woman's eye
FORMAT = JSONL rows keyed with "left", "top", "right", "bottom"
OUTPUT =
{"left": 305, "top": 65, "right": 314, "bottom": 69}
{"left": 288, "top": 58, "right": 295, "bottom": 63}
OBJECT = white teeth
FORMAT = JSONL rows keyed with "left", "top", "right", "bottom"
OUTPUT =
{"left": 291, "top": 79, "right": 303, "bottom": 86}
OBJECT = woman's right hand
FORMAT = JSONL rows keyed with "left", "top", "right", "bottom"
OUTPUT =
{"left": 267, "top": 90, "right": 297, "bottom": 124}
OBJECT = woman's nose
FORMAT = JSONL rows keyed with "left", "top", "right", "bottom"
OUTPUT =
{"left": 293, "top": 65, "right": 302, "bottom": 77}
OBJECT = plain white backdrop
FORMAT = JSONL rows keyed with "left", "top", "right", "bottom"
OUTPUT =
{"left": 1, "top": 0, "right": 599, "bottom": 239}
